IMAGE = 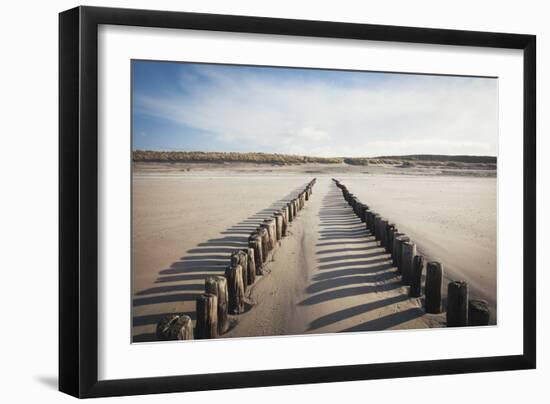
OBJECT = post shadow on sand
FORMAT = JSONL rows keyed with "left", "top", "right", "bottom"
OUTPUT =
{"left": 341, "top": 307, "right": 425, "bottom": 332}
{"left": 308, "top": 294, "right": 409, "bottom": 330}
{"left": 301, "top": 183, "right": 415, "bottom": 332}
{"left": 132, "top": 182, "right": 310, "bottom": 342}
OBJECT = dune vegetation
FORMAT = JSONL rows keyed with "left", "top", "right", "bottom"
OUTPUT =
{"left": 133, "top": 150, "right": 343, "bottom": 165}
{"left": 133, "top": 150, "right": 496, "bottom": 169}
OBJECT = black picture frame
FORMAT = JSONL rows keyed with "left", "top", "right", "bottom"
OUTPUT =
{"left": 59, "top": 5, "right": 536, "bottom": 398}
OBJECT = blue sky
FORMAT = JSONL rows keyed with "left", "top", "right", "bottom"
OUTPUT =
{"left": 132, "top": 60, "right": 497, "bottom": 157}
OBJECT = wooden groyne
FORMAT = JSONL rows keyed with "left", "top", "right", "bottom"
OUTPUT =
{"left": 156, "top": 178, "right": 317, "bottom": 340}
{"left": 332, "top": 178, "right": 490, "bottom": 328}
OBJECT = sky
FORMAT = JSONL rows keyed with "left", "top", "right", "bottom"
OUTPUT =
{"left": 132, "top": 60, "right": 498, "bottom": 157}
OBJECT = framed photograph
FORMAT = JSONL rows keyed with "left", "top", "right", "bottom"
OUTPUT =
{"left": 59, "top": 6, "right": 536, "bottom": 398}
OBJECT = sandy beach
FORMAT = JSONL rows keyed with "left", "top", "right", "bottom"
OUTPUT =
{"left": 132, "top": 163, "right": 496, "bottom": 341}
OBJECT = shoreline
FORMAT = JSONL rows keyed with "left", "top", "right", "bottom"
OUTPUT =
{"left": 133, "top": 161, "right": 496, "bottom": 178}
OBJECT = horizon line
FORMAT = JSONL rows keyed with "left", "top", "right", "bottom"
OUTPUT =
{"left": 132, "top": 149, "right": 498, "bottom": 159}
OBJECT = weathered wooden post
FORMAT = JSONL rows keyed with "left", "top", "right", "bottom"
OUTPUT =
{"left": 156, "top": 314, "right": 180, "bottom": 341}
{"left": 246, "top": 247, "right": 256, "bottom": 284}
{"left": 425, "top": 261, "right": 443, "bottom": 313}
{"left": 354, "top": 198, "right": 360, "bottom": 213}
{"left": 367, "top": 211, "right": 375, "bottom": 234}
{"left": 271, "top": 217, "right": 277, "bottom": 243}
{"left": 281, "top": 207, "right": 288, "bottom": 237}
{"left": 386, "top": 223, "right": 396, "bottom": 252}
{"left": 447, "top": 281, "right": 469, "bottom": 327}
{"left": 356, "top": 202, "right": 364, "bottom": 220}
{"left": 361, "top": 205, "right": 369, "bottom": 223}
{"left": 394, "top": 235, "right": 410, "bottom": 272}
{"left": 240, "top": 250, "right": 250, "bottom": 283}
{"left": 380, "top": 219, "right": 389, "bottom": 248}
{"left": 370, "top": 212, "right": 376, "bottom": 235}
{"left": 195, "top": 293, "right": 218, "bottom": 339}
{"left": 169, "top": 315, "right": 194, "bottom": 340}
{"left": 261, "top": 222, "right": 273, "bottom": 252}
{"left": 409, "top": 255, "right": 425, "bottom": 297}
{"left": 468, "top": 299, "right": 490, "bottom": 326}
{"left": 376, "top": 217, "right": 384, "bottom": 242}
{"left": 373, "top": 214, "right": 381, "bottom": 240}
{"left": 248, "top": 234, "right": 263, "bottom": 273}
{"left": 385, "top": 224, "right": 393, "bottom": 250}
{"left": 205, "top": 276, "right": 229, "bottom": 335}
{"left": 287, "top": 201, "right": 294, "bottom": 222}
{"left": 364, "top": 209, "right": 371, "bottom": 231}
{"left": 264, "top": 218, "right": 277, "bottom": 250}
{"left": 401, "top": 241, "right": 416, "bottom": 285}
{"left": 225, "top": 264, "right": 245, "bottom": 314}
{"left": 359, "top": 204, "right": 366, "bottom": 220}
{"left": 391, "top": 232, "right": 405, "bottom": 264}
{"left": 274, "top": 212, "right": 283, "bottom": 241}
{"left": 230, "top": 250, "right": 248, "bottom": 289}
{"left": 259, "top": 227, "right": 269, "bottom": 262}
{"left": 361, "top": 204, "right": 369, "bottom": 223}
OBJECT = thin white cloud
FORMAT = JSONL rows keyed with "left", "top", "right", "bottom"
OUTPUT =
{"left": 134, "top": 67, "right": 497, "bottom": 157}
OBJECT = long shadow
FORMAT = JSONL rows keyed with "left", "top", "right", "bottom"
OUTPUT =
{"left": 319, "top": 230, "right": 367, "bottom": 237}
{"left": 300, "top": 282, "right": 402, "bottom": 305}
{"left": 313, "top": 264, "right": 394, "bottom": 281}
{"left": 308, "top": 294, "right": 409, "bottom": 331}
{"left": 316, "top": 240, "right": 375, "bottom": 247}
{"left": 301, "top": 182, "right": 419, "bottom": 333}
{"left": 317, "top": 246, "right": 380, "bottom": 255}
{"left": 136, "top": 283, "right": 205, "bottom": 296}
{"left": 133, "top": 293, "right": 201, "bottom": 306}
{"left": 133, "top": 311, "right": 196, "bottom": 327}
{"left": 318, "top": 252, "right": 384, "bottom": 263}
{"left": 318, "top": 257, "right": 391, "bottom": 271}
{"left": 132, "top": 181, "right": 311, "bottom": 342}
{"left": 341, "top": 307, "right": 425, "bottom": 332}
{"left": 317, "top": 220, "right": 362, "bottom": 225}
{"left": 306, "top": 272, "right": 399, "bottom": 294}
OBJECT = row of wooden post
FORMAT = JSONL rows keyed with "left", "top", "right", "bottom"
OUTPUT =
{"left": 156, "top": 178, "right": 317, "bottom": 341}
{"left": 331, "top": 179, "right": 490, "bottom": 327}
